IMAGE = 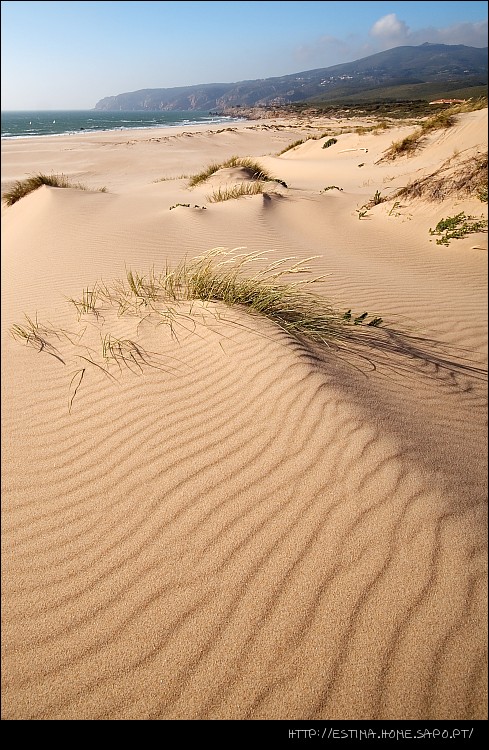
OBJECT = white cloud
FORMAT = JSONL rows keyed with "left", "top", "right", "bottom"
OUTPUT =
{"left": 370, "top": 14, "right": 409, "bottom": 41}
{"left": 293, "top": 15, "right": 487, "bottom": 70}
{"left": 369, "top": 14, "right": 488, "bottom": 50}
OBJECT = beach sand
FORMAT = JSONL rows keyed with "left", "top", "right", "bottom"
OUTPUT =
{"left": 1, "top": 110, "right": 487, "bottom": 720}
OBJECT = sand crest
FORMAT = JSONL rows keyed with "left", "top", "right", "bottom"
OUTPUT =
{"left": 1, "top": 111, "right": 487, "bottom": 720}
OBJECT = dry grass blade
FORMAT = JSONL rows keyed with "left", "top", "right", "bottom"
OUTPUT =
{"left": 10, "top": 314, "right": 66, "bottom": 364}
{"left": 68, "top": 368, "right": 85, "bottom": 413}
{"left": 77, "top": 354, "right": 119, "bottom": 382}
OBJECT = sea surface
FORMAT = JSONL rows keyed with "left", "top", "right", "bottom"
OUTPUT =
{"left": 1, "top": 110, "right": 244, "bottom": 139}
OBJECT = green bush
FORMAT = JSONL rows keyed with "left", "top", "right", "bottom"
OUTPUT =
{"left": 429, "top": 212, "right": 488, "bottom": 245}
{"left": 322, "top": 138, "right": 338, "bottom": 149}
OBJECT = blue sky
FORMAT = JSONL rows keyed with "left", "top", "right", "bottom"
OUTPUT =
{"left": 1, "top": 1, "right": 487, "bottom": 110}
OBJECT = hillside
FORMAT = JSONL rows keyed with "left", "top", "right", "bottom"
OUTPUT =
{"left": 94, "top": 43, "right": 488, "bottom": 111}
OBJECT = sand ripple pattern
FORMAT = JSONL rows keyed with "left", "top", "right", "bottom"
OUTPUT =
{"left": 2, "top": 307, "right": 487, "bottom": 720}
{"left": 2, "top": 113, "right": 487, "bottom": 720}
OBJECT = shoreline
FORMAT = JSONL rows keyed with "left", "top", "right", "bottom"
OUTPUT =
{"left": 0, "top": 117, "right": 249, "bottom": 143}
{"left": 0, "top": 117, "right": 315, "bottom": 149}
{"left": 2, "top": 97, "right": 439, "bottom": 143}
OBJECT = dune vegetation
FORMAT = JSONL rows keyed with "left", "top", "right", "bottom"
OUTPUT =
{"left": 2, "top": 172, "right": 106, "bottom": 206}
{"left": 429, "top": 212, "right": 488, "bottom": 246}
{"left": 394, "top": 151, "right": 488, "bottom": 202}
{"left": 188, "top": 156, "right": 287, "bottom": 187}
{"left": 11, "top": 249, "right": 385, "bottom": 407}
{"left": 14, "top": 249, "right": 383, "bottom": 343}
{"left": 381, "top": 98, "right": 488, "bottom": 160}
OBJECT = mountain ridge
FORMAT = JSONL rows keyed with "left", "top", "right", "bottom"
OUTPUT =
{"left": 94, "top": 43, "right": 488, "bottom": 111}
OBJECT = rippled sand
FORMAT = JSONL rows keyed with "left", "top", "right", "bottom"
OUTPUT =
{"left": 2, "top": 110, "right": 487, "bottom": 720}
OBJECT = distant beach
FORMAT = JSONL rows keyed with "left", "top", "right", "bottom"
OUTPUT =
{"left": 0, "top": 110, "right": 245, "bottom": 139}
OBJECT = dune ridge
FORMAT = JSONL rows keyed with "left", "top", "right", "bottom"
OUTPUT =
{"left": 1, "top": 110, "right": 487, "bottom": 720}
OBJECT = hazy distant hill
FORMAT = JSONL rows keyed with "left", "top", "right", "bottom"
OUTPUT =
{"left": 94, "top": 43, "right": 488, "bottom": 111}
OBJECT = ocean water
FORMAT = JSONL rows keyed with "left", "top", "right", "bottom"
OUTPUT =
{"left": 1, "top": 110, "right": 244, "bottom": 139}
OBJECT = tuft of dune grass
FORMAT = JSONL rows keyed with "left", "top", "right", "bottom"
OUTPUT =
{"left": 12, "top": 250, "right": 383, "bottom": 360}
{"left": 206, "top": 182, "right": 269, "bottom": 202}
{"left": 187, "top": 162, "right": 223, "bottom": 188}
{"left": 101, "top": 249, "right": 384, "bottom": 346}
{"left": 13, "top": 248, "right": 487, "bottom": 414}
{"left": 277, "top": 139, "right": 307, "bottom": 155}
{"left": 2, "top": 172, "right": 104, "bottom": 206}
{"left": 188, "top": 156, "right": 287, "bottom": 188}
{"left": 164, "top": 249, "right": 357, "bottom": 343}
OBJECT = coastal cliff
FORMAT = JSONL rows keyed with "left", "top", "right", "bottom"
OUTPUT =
{"left": 94, "top": 43, "right": 488, "bottom": 111}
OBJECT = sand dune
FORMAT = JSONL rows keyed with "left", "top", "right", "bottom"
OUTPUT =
{"left": 1, "top": 110, "right": 487, "bottom": 720}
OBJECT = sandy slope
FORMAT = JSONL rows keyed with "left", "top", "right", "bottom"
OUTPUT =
{"left": 1, "top": 111, "right": 487, "bottom": 720}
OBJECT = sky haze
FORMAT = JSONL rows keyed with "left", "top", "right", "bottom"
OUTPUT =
{"left": 1, "top": 0, "right": 487, "bottom": 110}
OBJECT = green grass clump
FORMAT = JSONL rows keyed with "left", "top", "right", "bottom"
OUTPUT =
{"left": 382, "top": 111, "right": 455, "bottom": 160}
{"left": 101, "top": 334, "right": 154, "bottom": 375}
{"left": 154, "top": 249, "right": 382, "bottom": 343}
{"left": 420, "top": 109, "right": 456, "bottom": 133}
{"left": 188, "top": 162, "right": 222, "bottom": 187}
{"left": 477, "top": 184, "right": 488, "bottom": 202}
{"left": 10, "top": 249, "right": 389, "bottom": 412}
{"left": 20, "top": 250, "right": 384, "bottom": 355}
{"left": 356, "top": 206, "right": 369, "bottom": 219}
{"left": 126, "top": 268, "right": 160, "bottom": 302}
{"left": 448, "top": 97, "right": 488, "bottom": 114}
{"left": 188, "top": 156, "right": 286, "bottom": 188}
{"left": 355, "top": 120, "right": 391, "bottom": 135}
{"left": 322, "top": 138, "right": 338, "bottom": 149}
{"left": 222, "top": 156, "right": 275, "bottom": 182}
{"left": 24, "top": 246, "right": 489, "bottom": 409}
{"left": 2, "top": 172, "right": 105, "bottom": 206}
{"left": 365, "top": 189, "right": 384, "bottom": 207}
{"left": 429, "top": 212, "right": 488, "bottom": 245}
{"left": 383, "top": 132, "right": 419, "bottom": 158}
{"left": 68, "top": 249, "right": 384, "bottom": 348}
{"left": 277, "top": 139, "right": 306, "bottom": 155}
